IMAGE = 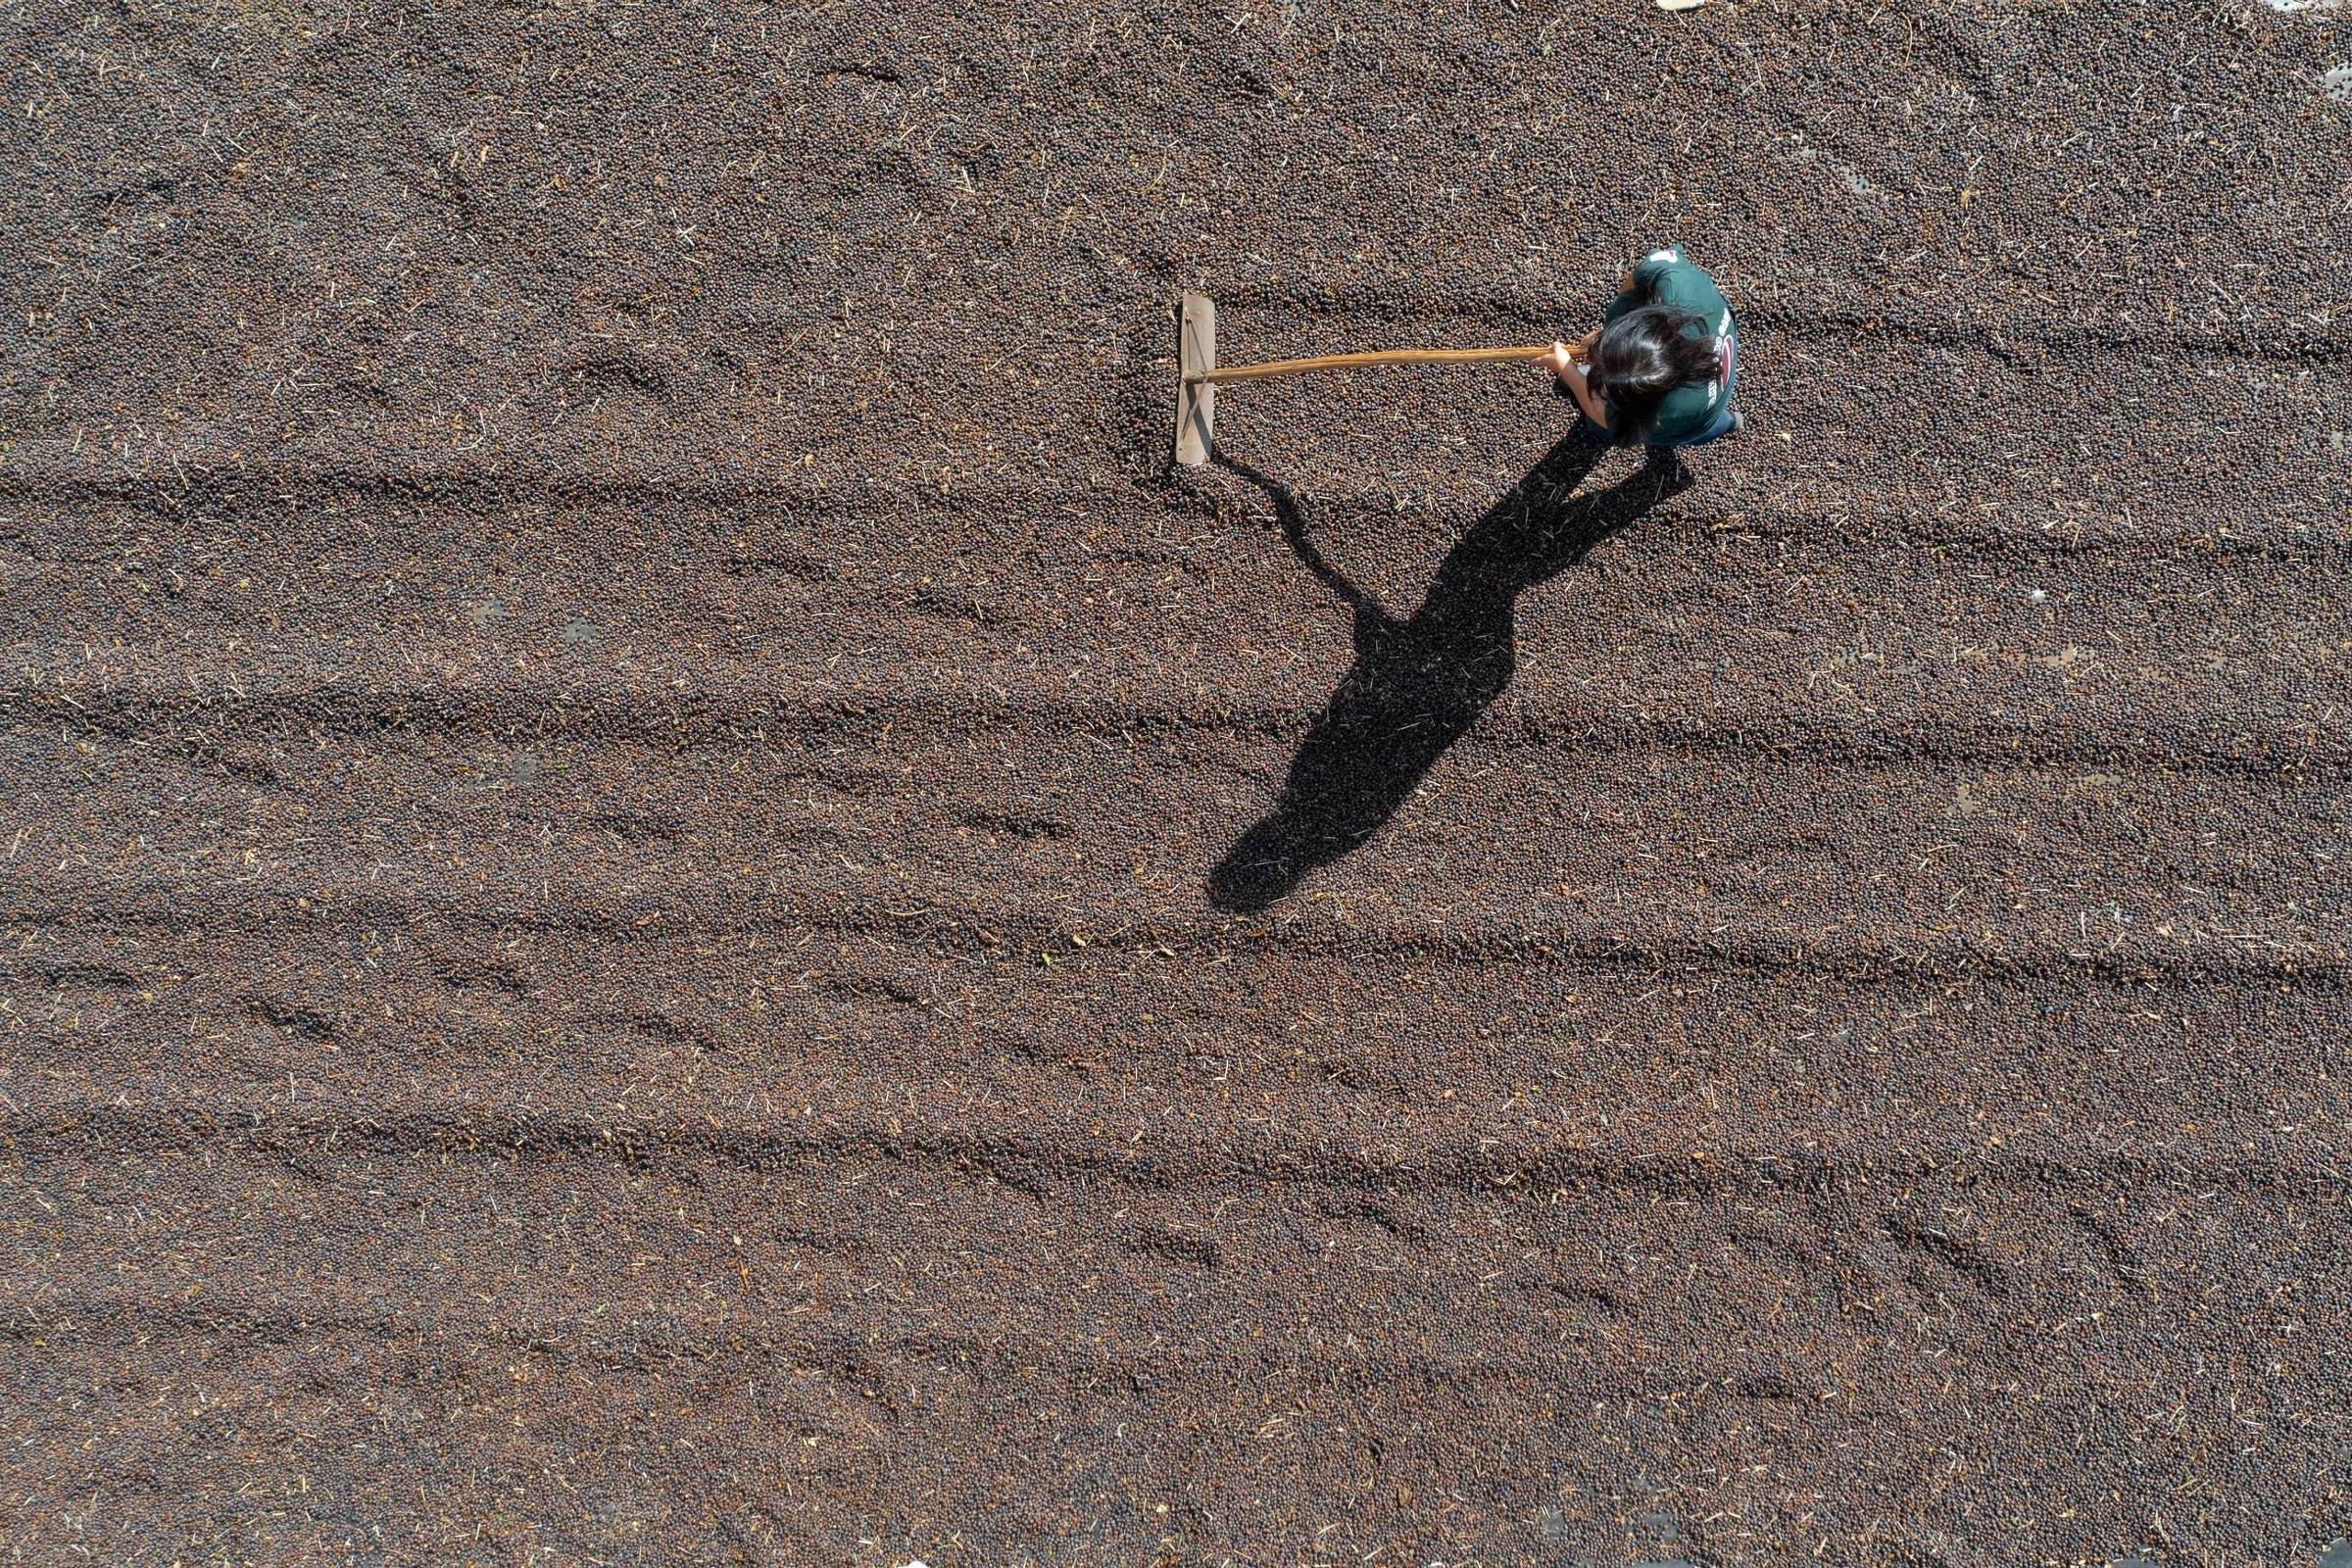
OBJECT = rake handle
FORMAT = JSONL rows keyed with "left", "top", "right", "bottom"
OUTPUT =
{"left": 1191, "top": 343, "right": 1557, "bottom": 384}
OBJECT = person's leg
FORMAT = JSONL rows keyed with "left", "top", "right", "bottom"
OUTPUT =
{"left": 1671, "top": 403, "right": 1741, "bottom": 448}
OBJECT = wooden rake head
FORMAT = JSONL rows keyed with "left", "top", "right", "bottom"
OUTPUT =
{"left": 1174, "top": 292, "right": 1216, "bottom": 467}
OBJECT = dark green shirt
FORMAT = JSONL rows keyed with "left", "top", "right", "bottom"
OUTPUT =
{"left": 1600, "top": 246, "right": 1736, "bottom": 444}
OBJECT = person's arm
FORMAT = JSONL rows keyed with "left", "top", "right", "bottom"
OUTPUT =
{"left": 1558, "top": 359, "right": 1610, "bottom": 429}
{"left": 1625, "top": 246, "right": 1682, "bottom": 296}
{"left": 1542, "top": 335, "right": 1600, "bottom": 379}
{"left": 1541, "top": 342, "right": 1611, "bottom": 429}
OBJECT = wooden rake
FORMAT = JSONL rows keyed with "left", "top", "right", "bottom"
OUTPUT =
{"left": 1173, "top": 291, "right": 1559, "bottom": 466}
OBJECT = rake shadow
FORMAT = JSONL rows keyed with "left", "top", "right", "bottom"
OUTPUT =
{"left": 1205, "top": 430, "right": 1689, "bottom": 913}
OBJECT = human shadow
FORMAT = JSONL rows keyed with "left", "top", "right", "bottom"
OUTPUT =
{"left": 1205, "top": 430, "right": 1690, "bottom": 912}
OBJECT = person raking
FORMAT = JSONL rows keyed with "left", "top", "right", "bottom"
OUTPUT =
{"left": 1542, "top": 245, "right": 1740, "bottom": 448}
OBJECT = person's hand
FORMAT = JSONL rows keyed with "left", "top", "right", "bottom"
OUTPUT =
{"left": 1573, "top": 326, "right": 1600, "bottom": 358}
{"left": 1540, "top": 340, "right": 1579, "bottom": 385}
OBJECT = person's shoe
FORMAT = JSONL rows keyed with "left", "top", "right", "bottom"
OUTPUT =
{"left": 1730, "top": 411, "right": 1745, "bottom": 434}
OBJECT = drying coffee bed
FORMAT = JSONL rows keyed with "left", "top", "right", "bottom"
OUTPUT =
{"left": 3, "top": 0, "right": 2348, "bottom": 1562}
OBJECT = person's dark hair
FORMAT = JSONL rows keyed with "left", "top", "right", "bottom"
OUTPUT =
{"left": 1587, "top": 305, "right": 1720, "bottom": 443}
